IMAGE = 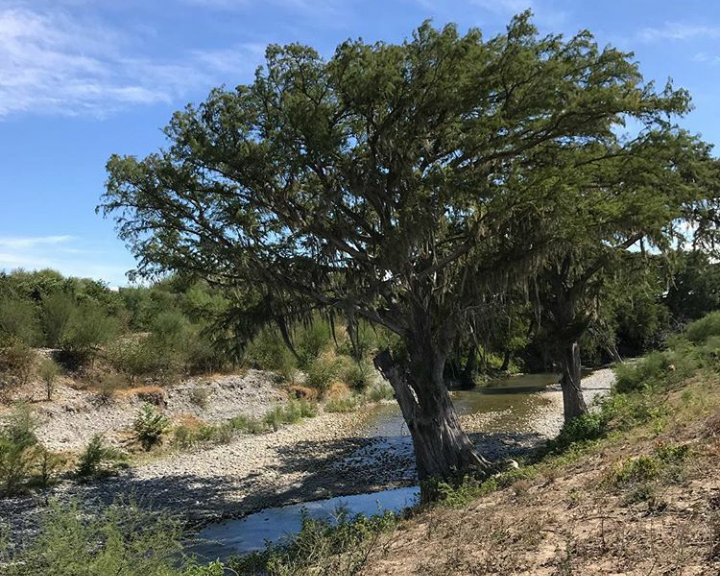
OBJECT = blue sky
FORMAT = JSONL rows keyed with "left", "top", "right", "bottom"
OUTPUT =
{"left": 1, "top": 0, "right": 719, "bottom": 286}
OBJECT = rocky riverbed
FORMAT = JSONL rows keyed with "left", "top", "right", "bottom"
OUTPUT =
{"left": 0, "top": 368, "right": 615, "bottom": 540}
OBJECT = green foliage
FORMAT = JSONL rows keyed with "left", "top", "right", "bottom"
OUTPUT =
{"left": 38, "top": 356, "right": 62, "bottom": 401}
{"left": 0, "top": 499, "right": 222, "bottom": 576}
{"left": 245, "top": 327, "right": 297, "bottom": 375}
{"left": 340, "top": 360, "right": 374, "bottom": 392}
{"left": 324, "top": 396, "right": 359, "bottom": 413}
{"left": 295, "top": 320, "right": 332, "bottom": 369}
{"left": 76, "top": 434, "right": 110, "bottom": 479}
{"left": 0, "top": 297, "right": 40, "bottom": 346}
{"left": 133, "top": 403, "right": 170, "bottom": 450}
{"left": 41, "top": 292, "right": 76, "bottom": 348}
{"left": 685, "top": 311, "right": 720, "bottom": 345}
{"left": 366, "top": 382, "right": 394, "bottom": 402}
{"left": 229, "top": 508, "right": 399, "bottom": 576}
{"left": 0, "top": 406, "right": 40, "bottom": 496}
{"left": 263, "top": 400, "right": 317, "bottom": 430}
{"left": 549, "top": 412, "right": 609, "bottom": 453}
{"left": 61, "top": 303, "right": 119, "bottom": 365}
{"left": 0, "top": 339, "right": 36, "bottom": 392}
{"left": 305, "top": 356, "right": 340, "bottom": 394}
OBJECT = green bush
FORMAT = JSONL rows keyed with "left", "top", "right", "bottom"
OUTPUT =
{"left": 0, "top": 499, "right": 225, "bottom": 576}
{"left": 0, "top": 406, "right": 40, "bottom": 496}
{"left": 610, "top": 455, "right": 660, "bottom": 486}
{"left": 341, "top": 360, "right": 374, "bottom": 392}
{"left": 0, "top": 297, "right": 40, "bottom": 346}
{"left": 0, "top": 339, "right": 36, "bottom": 393}
{"left": 263, "top": 400, "right": 317, "bottom": 430}
{"left": 76, "top": 434, "right": 111, "bottom": 479}
{"left": 41, "top": 292, "right": 76, "bottom": 348}
{"left": 367, "top": 382, "right": 394, "bottom": 402}
{"left": 107, "top": 338, "right": 161, "bottom": 379}
{"left": 305, "top": 355, "right": 340, "bottom": 394}
{"left": 133, "top": 403, "right": 170, "bottom": 451}
{"left": 245, "top": 327, "right": 297, "bottom": 376}
{"left": 325, "top": 396, "right": 359, "bottom": 413}
{"left": 295, "top": 320, "right": 332, "bottom": 368}
{"left": 685, "top": 311, "right": 720, "bottom": 345}
{"left": 61, "top": 303, "right": 119, "bottom": 365}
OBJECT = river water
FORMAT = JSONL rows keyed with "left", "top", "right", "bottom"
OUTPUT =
{"left": 192, "top": 372, "right": 560, "bottom": 560}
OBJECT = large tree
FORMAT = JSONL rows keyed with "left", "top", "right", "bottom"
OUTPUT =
{"left": 100, "top": 14, "right": 693, "bottom": 489}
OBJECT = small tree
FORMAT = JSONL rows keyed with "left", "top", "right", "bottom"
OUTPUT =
{"left": 38, "top": 357, "right": 62, "bottom": 401}
{"left": 133, "top": 403, "right": 170, "bottom": 450}
{"left": 61, "top": 303, "right": 119, "bottom": 366}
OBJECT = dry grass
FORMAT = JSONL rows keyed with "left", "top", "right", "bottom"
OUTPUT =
{"left": 360, "top": 374, "right": 720, "bottom": 576}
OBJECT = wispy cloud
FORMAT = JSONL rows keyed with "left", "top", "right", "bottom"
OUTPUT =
{"left": 0, "top": 235, "right": 133, "bottom": 286}
{"left": 0, "top": 235, "right": 75, "bottom": 249}
{"left": 639, "top": 23, "right": 720, "bottom": 42}
{"left": 0, "top": 6, "right": 264, "bottom": 118}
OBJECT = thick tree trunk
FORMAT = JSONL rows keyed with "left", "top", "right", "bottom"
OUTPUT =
{"left": 559, "top": 340, "right": 588, "bottom": 422}
{"left": 374, "top": 345, "right": 492, "bottom": 500}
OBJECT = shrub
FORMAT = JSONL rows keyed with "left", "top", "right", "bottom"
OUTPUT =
{"left": 107, "top": 339, "right": 162, "bottom": 380}
{"left": 133, "top": 403, "right": 170, "bottom": 450}
{"left": 41, "top": 292, "right": 76, "bottom": 348}
{"left": 229, "top": 508, "right": 398, "bottom": 576}
{"left": 38, "top": 357, "right": 62, "bottom": 401}
{"left": 614, "top": 352, "right": 672, "bottom": 393}
{"left": 686, "top": 311, "right": 720, "bottom": 345}
{"left": 367, "top": 382, "right": 394, "bottom": 402}
{"left": 61, "top": 303, "right": 119, "bottom": 366}
{"left": 610, "top": 455, "right": 660, "bottom": 486}
{"left": 0, "top": 339, "right": 35, "bottom": 394}
{"left": 0, "top": 297, "right": 40, "bottom": 346}
{"left": 325, "top": 396, "right": 359, "bottom": 413}
{"left": 0, "top": 499, "right": 226, "bottom": 576}
{"left": 0, "top": 406, "right": 40, "bottom": 496}
{"left": 245, "top": 327, "right": 297, "bottom": 376}
{"left": 263, "top": 400, "right": 317, "bottom": 430}
{"left": 76, "top": 434, "right": 108, "bottom": 479}
{"left": 295, "top": 320, "right": 332, "bottom": 368}
{"left": 341, "top": 360, "right": 374, "bottom": 392}
{"left": 305, "top": 355, "right": 340, "bottom": 394}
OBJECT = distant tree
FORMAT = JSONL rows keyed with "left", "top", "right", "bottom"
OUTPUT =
{"left": 101, "top": 14, "right": 698, "bottom": 489}
{"left": 533, "top": 132, "right": 718, "bottom": 420}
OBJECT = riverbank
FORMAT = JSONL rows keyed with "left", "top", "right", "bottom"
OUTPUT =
{"left": 0, "top": 369, "right": 614, "bottom": 541}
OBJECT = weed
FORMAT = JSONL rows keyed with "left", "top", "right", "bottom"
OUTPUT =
{"left": 189, "top": 386, "right": 211, "bottom": 409}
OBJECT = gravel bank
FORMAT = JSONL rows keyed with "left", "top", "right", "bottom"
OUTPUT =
{"left": 0, "top": 368, "right": 615, "bottom": 537}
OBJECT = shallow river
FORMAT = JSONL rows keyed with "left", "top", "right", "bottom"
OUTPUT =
{"left": 192, "top": 372, "right": 560, "bottom": 560}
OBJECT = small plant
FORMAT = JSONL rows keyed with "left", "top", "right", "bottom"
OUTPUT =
{"left": 93, "top": 374, "right": 125, "bottom": 406}
{"left": 189, "top": 386, "right": 211, "bottom": 409}
{"left": 133, "top": 403, "right": 170, "bottom": 450}
{"left": 0, "top": 406, "right": 40, "bottom": 496}
{"left": 76, "top": 434, "right": 108, "bottom": 479}
{"left": 610, "top": 455, "right": 660, "bottom": 487}
{"left": 38, "top": 357, "right": 62, "bottom": 401}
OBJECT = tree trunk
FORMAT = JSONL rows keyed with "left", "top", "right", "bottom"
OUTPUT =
{"left": 500, "top": 349, "right": 511, "bottom": 372}
{"left": 459, "top": 345, "right": 477, "bottom": 389}
{"left": 374, "top": 345, "right": 492, "bottom": 500}
{"left": 559, "top": 340, "right": 588, "bottom": 422}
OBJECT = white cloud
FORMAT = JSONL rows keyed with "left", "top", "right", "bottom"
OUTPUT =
{"left": 639, "top": 23, "right": 720, "bottom": 42}
{"left": 0, "top": 235, "right": 75, "bottom": 249}
{"left": 0, "top": 6, "right": 265, "bottom": 118}
{"left": 0, "top": 235, "right": 133, "bottom": 286}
